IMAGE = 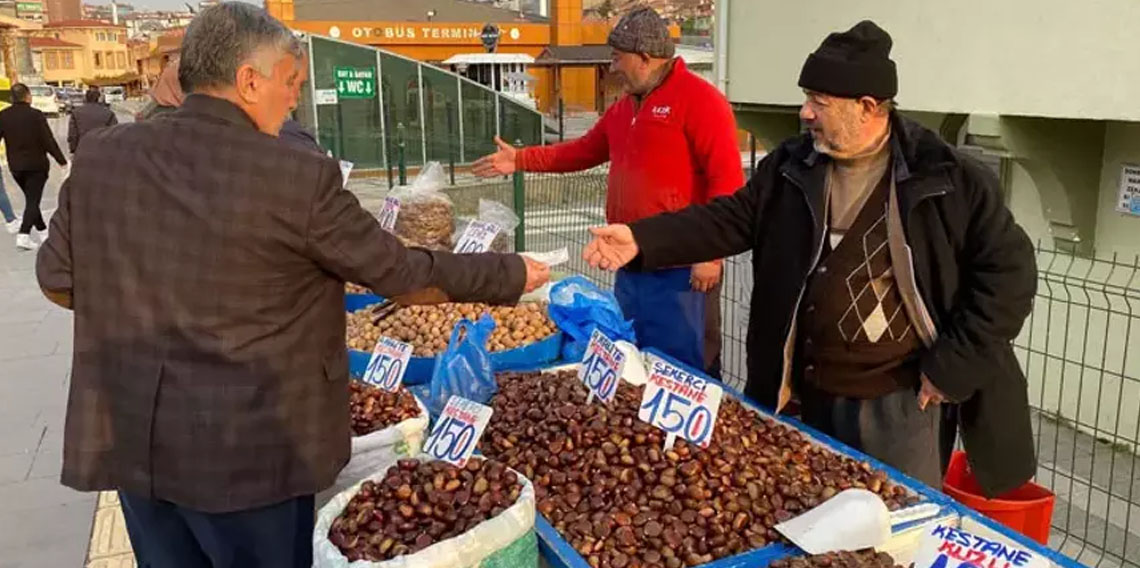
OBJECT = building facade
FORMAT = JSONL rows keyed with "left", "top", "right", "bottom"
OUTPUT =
{"left": 27, "top": 19, "right": 131, "bottom": 87}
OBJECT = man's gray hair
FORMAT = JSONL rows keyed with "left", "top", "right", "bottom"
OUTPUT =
{"left": 178, "top": 2, "right": 303, "bottom": 94}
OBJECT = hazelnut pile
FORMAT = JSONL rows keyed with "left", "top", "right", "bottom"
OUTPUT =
{"left": 346, "top": 282, "right": 371, "bottom": 295}
{"left": 345, "top": 302, "right": 558, "bottom": 357}
{"left": 478, "top": 371, "right": 922, "bottom": 568}
{"left": 328, "top": 458, "right": 523, "bottom": 562}
{"left": 349, "top": 381, "right": 422, "bottom": 436}
{"left": 771, "top": 550, "right": 906, "bottom": 568}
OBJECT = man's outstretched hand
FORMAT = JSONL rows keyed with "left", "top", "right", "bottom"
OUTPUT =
{"left": 583, "top": 225, "right": 639, "bottom": 271}
{"left": 471, "top": 136, "right": 518, "bottom": 178}
{"left": 522, "top": 256, "right": 551, "bottom": 293}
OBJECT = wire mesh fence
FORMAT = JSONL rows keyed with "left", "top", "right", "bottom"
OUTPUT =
{"left": 505, "top": 167, "right": 1140, "bottom": 568}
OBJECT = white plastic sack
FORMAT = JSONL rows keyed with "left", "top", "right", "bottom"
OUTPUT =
{"left": 330, "top": 395, "right": 430, "bottom": 496}
{"left": 314, "top": 454, "right": 537, "bottom": 568}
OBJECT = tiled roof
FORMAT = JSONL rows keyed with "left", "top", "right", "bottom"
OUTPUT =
{"left": 45, "top": 19, "right": 127, "bottom": 28}
{"left": 28, "top": 36, "right": 83, "bottom": 48}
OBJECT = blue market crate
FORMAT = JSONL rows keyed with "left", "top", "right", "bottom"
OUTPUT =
{"left": 345, "top": 293, "right": 383, "bottom": 312}
{"left": 346, "top": 297, "right": 566, "bottom": 385}
{"left": 348, "top": 332, "right": 563, "bottom": 386}
{"left": 534, "top": 348, "right": 959, "bottom": 568}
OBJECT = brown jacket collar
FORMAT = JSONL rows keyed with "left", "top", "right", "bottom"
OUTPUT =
{"left": 179, "top": 94, "right": 260, "bottom": 132}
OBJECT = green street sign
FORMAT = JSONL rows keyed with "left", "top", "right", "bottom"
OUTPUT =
{"left": 334, "top": 66, "right": 376, "bottom": 100}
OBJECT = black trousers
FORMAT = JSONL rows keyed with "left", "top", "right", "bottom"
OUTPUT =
{"left": 119, "top": 492, "right": 315, "bottom": 568}
{"left": 12, "top": 169, "right": 48, "bottom": 234}
{"left": 798, "top": 386, "right": 944, "bottom": 488}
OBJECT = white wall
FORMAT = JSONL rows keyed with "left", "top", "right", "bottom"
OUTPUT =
{"left": 724, "top": 0, "right": 1140, "bottom": 121}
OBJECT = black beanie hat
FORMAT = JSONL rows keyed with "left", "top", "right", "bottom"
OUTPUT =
{"left": 798, "top": 20, "right": 897, "bottom": 99}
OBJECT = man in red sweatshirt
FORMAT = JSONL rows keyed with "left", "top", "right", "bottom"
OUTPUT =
{"left": 473, "top": 7, "right": 743, "bottom": 375}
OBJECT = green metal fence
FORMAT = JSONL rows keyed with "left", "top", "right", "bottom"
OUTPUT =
{"left": 501, "top": 167, "right": 1140, "bottom": 568}
{"left": 301, "top": 35, "right": 544, "bottom": 173}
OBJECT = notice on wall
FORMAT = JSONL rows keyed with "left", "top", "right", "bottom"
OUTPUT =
{"left": 315, "top": 89, "right": 338, "bottom": 106}
{"left": 1117, "top": 163, "right": 1140, "bottom": 216}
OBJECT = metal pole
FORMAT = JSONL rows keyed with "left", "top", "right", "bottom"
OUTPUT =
{"left": 446, "top": 100, "right": 456, "bottom": 186}
{"left": 397, "top": 122, "right": 407, "bottom": 186}
{"left": 512, "top": 141, "right": 525, "bottom": 253}
{"left": 376, "top": 50, "right": 388, "bottom": 181}
{"left": 385, "top": 98, "right": 395, "bottom": 189}
{"left": 307, "top": 35, "right": 319, "bottom": 144}
{"left": 416, "top": 64, "right": 427, "bottom": 166}
{"left": 558, "top": 97, "right": 565, "bottom": 142}
{"left": 456, "top": 75, "right": 465, "bottom": 163}
{"left": 749, "top": 134, "right": 757, "bottom": 176}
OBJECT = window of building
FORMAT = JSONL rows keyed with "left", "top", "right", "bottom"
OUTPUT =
{"left": 106, "top": 51, "right": 116, "bottom": 68}
{"left": 96, "top": 32, "right": 105, "bottom": 41}
{"left": 62, "top": 51, "right": 74, "bottom": 69}
{"left": 45, "top": 51, "right": 58, "bottom": 70}
{"left": 94, "top": 52, "right": 102, "bottom": 68}
{"left": 116, "top": 52, "right": 126, "bottom": 68}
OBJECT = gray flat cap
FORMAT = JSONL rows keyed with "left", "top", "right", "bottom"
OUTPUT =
{"left": 608, "top": 7, "right": 675, "bottom": 59}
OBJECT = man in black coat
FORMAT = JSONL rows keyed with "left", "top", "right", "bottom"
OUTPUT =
{"left": 584, "top": 20, "right": 1037, "bottom": 497}
{"left": 0, "top": 83, "right": 68, "bottom": 250}
{"left": 68, "top": 87, "right": 118, "bottom": 154}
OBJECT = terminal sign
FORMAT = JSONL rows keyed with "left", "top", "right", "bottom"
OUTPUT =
{"left": 334, "top": 67, "right": 376, "bottom": 100}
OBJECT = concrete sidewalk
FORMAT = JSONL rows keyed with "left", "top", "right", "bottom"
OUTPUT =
{"left": 0, "top": 163, "right": 97, "bottom": 567}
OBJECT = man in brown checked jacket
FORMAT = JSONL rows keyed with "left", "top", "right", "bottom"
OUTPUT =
{"left": 34, "top": 3, "right": 548, "bottom": 566}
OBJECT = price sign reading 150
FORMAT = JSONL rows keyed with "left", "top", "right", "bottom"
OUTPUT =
{"left": 362, "top": 336, "right": 413, "bottom": 392}
{"left": 638, "top": 357, "right": 723, "bottom": 451}
{"left": 578, "top": 329, "right": 625, "bottom": 405}
{"left": 422, "top": 396, "right": 493, "bottom": 468}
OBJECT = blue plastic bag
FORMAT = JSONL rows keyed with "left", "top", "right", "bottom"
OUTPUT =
{"left": 547, "top": 276, "right": 637, "bottom": 362}
{"left": 427, "top": 314, "right": 498, "bottom": 417}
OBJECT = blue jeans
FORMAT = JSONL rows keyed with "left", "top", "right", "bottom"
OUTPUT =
{"left": 614, "top": 267, "right": 707, "bottom": 372}
{"left": 0, "top": 170, "right": 15, "bottom": 223}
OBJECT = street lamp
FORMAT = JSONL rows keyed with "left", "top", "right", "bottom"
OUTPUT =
{"left": 426, "top": 9, "right": 436, "bottom": 22}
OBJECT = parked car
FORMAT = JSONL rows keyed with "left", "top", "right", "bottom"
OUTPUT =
{"left": 27, "top": 84, "right": 60, "bottom": 116}
{"left": 56, "top": 87, "right": 83, "bottom": 113}
{"left": 103, "top": 86, "right": 125, "bottom": 103}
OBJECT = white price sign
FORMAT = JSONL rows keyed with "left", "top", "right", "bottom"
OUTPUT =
{"left": 378, "top": 196, "right": 400, "bottom": 232}
{"left": 638, "top": 356, "right": 723, "bottom": 450}
{"left": 453, "top": 221, "right": 501, "bottom": 254}
{"left": 362, "top": 336, "right": 413, "bottom": 392}
{"left": 578, "top": 329, "right": 625, "bottom": 404}
{"left": 914, "top": 523, "right": 1049, "bottom": 568}
{"left": 422, "top": 396, "right": 493, "bottom": 468}
{"left": 339, "top": 160, "right": 354, "bottom": 189}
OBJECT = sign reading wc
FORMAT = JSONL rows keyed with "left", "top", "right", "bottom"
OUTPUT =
{"left": 334, "top": 67, "right": 377, "bottom": 100}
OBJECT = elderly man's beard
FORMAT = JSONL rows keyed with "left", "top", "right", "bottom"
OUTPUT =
{"left": 805, "top": 120, "right": 861, "bottom": 157}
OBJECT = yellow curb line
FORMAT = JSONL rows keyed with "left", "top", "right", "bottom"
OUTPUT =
{"left": 86, "top": 491, "right": 136, "bottom": 568}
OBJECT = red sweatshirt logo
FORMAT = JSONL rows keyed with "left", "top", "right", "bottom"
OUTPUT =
{"left": 651, "top": 105, "right": 672, "bottom": 120}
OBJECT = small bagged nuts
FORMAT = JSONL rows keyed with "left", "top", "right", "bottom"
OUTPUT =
{"left": 349, "top": 381, "right": 421, "bottom": 437}
{"left": 395, "top": 199, "right": 454, "bottom": 250}
{"left": 478, "top": 370, "right": 922, "bottom": 568}
{"left": 328, "top": 457, "right": 523, "bottom": 562}
{"left": 771, "top": 549, "right": 905, "bottom": 568}
{"left": 346, "top": 302, "right": 558, "bottom": 357}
